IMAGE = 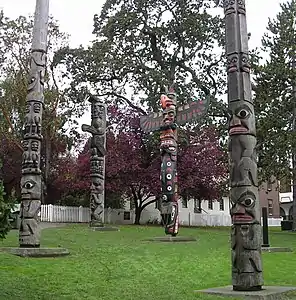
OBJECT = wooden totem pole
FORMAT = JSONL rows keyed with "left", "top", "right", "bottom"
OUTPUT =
{"left": 221, "top": 0, "right": 263, "bottom": 291}
{"left": 82, "top": 96, "right": 107, "bottom": 227}
{"left": 140, "top": 87, "right": 209, "bottom": 236}
{"left": 19, "top": 0, "right": 49, "bottom": 248}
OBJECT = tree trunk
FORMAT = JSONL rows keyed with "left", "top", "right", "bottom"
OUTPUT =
{"left": 134, "top": 208, "right": 142, "bottom": 225}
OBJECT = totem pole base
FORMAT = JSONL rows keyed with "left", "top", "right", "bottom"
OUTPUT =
{"left": 145, "top": 236, "right": 197, "bottom": 242}
{"left": 91, "top": 226, "right": 120, "bottom": 232}
{"left": 195, "top": 286, "right": 296, "bottom": 299}
{"left": 0, "top": 247, "right": 70, "bottom": 258}
{"left": 261, "top": 246, "right": 293, "bottom": 253}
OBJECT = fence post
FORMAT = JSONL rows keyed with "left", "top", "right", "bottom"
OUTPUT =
{"left": 78, "top": 206, "right": 83, "bottom": 223}
{"left": 48, "top": 204, "right": 53, "bottom": 222}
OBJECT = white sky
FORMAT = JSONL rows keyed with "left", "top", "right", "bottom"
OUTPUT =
{"left": 0, "top": 0, "right": 286, "bottom": 129}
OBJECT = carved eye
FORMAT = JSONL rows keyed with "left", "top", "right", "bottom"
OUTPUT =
{"left": 237, "top": 109, "right": 249, "bottom": 119}
{"left": 242, "top": 197, "right": 254, "bottom": 207}
{"left": 241, "top": 56, "right": 248, "bottom": 63}
{"left": 24, "top": 181, "right": 35, "bottom": 189}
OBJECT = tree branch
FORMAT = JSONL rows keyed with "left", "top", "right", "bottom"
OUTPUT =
{"left": 140, "top": 197, "right": 157, "bottom": 211}
{"left": 97, "top": 92, "right": 147, "bottom": 115}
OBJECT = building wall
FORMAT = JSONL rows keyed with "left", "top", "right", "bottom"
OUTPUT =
{"left": 259, "top": 178, "right": 280, "bottom": 218}
{"left": 131, "top": 197, "right": 231, "bottom": 224}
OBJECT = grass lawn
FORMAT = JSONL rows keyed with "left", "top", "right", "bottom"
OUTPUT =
{"left": 1, "top": 225, "right": 296, "bottom": 300}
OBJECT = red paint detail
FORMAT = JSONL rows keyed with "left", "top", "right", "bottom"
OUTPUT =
{"left": 229, "top": 126, "right": 248, "bottom": 135}
{"left": 232, "top": 215, "right": 253, "bottom": 222}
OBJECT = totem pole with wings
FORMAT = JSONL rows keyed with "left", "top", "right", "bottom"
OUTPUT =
{"left": 140, "top": 86, "right": 210, "bottom": 236}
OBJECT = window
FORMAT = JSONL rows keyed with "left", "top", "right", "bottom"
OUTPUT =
{"left": 268, "top": 199, "right": 273, "bottom": 216}
{"left": 208, "top": 199, "right": 213, "bottom": 210}
{"left": 129, "top": 200, "right": 135, "bottom": 210}
{"left": 279, "top": 177, "right": 292, "bottom": 193}
{"left": 182, "top": 198, "right": 188, "bottom": 208}
{"left": 124, "top": 211, "right": 131, "bottom": 220}
{"left": 219, "top": 198, "right": 224, "bottom": 211}
{"left": 194, "top": 199, "right": 201, "bottom": 213}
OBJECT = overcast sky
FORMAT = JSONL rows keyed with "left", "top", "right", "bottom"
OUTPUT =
{"left": 0, "top": 0, "right": 286, "bottom": 49}
{"left": 0, "top": 0, "right": 286, "bottom": 130}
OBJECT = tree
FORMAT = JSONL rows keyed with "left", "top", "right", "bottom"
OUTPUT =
{"left": 0, "top": 160, "right": 16, "bottom": 239}
{"left": 0, "top": 12, "right": 85, "bottom": 201}
{"left": 105, "top": 106, "right": 160, "bottom": 224}
{"left": 105, "top": 105, "right": 227, "bottom": 224}
{"left": 53, "top": 0, "right": 226, "bottom": 118}
{"left": 252, "top": 0, "right": 296, "bottom": 228}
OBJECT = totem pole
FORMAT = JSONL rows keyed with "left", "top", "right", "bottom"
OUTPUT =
{"left": 222, "top": 0, "right": 263, "bottom": 291}
{"left": 82, "top": 96, "right": 106, "bottom": 227}
{"left": 140, "top": 87, "right": 209, "bottom": 236}
{"left": 19, "top": 0, "right": 49, "bottom": 248}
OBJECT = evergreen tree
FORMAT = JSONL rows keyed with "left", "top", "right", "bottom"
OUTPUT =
{"left": 253, "top": 0, "right": 296, "bottom": 227}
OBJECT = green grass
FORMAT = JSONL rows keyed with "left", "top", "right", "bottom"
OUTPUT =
{"left": 1, "top": 225, "right": 296, "bottom": 300}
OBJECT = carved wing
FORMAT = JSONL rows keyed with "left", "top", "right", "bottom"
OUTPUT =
{"left": 140, "top": 96, "right": 210, "bottom": 133}
{"left": 140, "top": 112, "right": 163, "bottom": 133}
{"left": 176, "top": 96, "right": 210, "bottom": 125}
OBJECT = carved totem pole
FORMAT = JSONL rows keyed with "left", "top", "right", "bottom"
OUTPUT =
{"left": 82, "top": 96, "right": 107, "bottom": 227}
{"left": 19, "top": 0, "right": 49, "bottom": 248}
{"left": 140, "top": 87, "right": 209, "bottom": 236}
{"left": 222, "top": 0, "right": 263, "bottom": 291}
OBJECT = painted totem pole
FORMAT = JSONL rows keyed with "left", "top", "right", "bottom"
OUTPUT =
{"left": 19, "top": 0, "right": 49, "bottom": 248}
{"left": 82, "top": 96, "right": 106, "bottom": 227}
{"left": 222, "top": 0, "right": 263, "bottom": 291}
{"left": 159, "top": 88, "right": 179, "bottom": 236}
{"left": 140, "top": 87, "right": 209, "bottom": 236}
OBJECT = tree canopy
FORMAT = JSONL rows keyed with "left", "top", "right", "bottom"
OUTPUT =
{"left": 54, "top": 0, "right": 226, "bottom": 117}
{"left": 0, "top": 12, "right": 86, "bottom": 201}
{"left": 253, "top": 0, "right": 296, "bottom": 182}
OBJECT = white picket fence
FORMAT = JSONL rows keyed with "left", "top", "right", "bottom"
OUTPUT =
{"left": 40, "top": 205, "right": 134, "bottom": 224}
{"left": 40, "top": 204, "right": 283, "bottom": 227}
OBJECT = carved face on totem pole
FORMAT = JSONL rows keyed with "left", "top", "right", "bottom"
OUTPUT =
{"left": 90, "top": 177, "right": 104, "bottom": 194}
{"left": 240, "top": 53, "right": 251, "bottom": 73}
{"left": 228, "top": 101, "right": 256, "bottom": 136}
{"left": 21, "top": 174, "right": 42, "bottom": 200}
{"left": 224, "top": 0, "right": 236, "bottom": 15}
{"left": 227, "top": 53, "right": 239, "bottom": 73}
{"left": 230, "top": 186, "right": 260, "bottom": 224}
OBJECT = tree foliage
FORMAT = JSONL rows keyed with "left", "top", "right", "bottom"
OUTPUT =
{"left": 0, "top": 12, "right": 85, "bottom": 201}
{"left": 53, "top": 0, "right": 226, "bottom": 118}
{"left": 105, "top": 105, "right": 227, "bottom": 224}
{"left": 253, "top": 0, "right": 296, "bottom": 182}
{"left": 0, "top": 160, "right": 16, "bottom": 240}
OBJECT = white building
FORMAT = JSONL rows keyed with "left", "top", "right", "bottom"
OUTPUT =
{"left": 125, "top": 197, "right": 232, "bottom": 227}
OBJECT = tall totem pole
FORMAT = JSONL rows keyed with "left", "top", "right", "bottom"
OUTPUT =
{"left": 82, "top": 96, "right": 106, "bottom": 227}
{"left": 140, "top": 87, "right": 209, "bottom": 236}
{"left": 19, "top": 0, "right": 49, "bottom": 248}
{"left": 159, "top": 88, "right": 179, "bottom": 236}
{"left": 222, "top": 0, "right": 263, "bottom": 291}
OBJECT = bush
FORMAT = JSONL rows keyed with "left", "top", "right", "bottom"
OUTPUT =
{"left": 281, "top": 220, "right": 293, "bottom": 231}
{"left": 0, "top": 179, "right": 16, "bottom": 239}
